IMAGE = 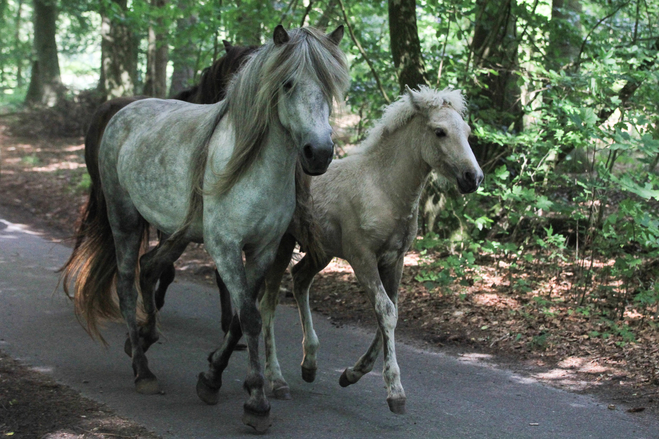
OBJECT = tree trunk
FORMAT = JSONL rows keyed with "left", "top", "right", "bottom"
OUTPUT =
{"left": 14, "top": 0, "right": 24, "bottom": 88}
{"left": 547, "top": 0, "right": 582, "bottom": 70}
{"left": 25, "top": 0, "right": 62, "bottom": 106}
{"left": 99, "top": 0, "right": 135, "bottom": 100}
{"left": 144, "top": 0, "right": 168, "bottom": 98}
{"left": 169, "top": 2, "right": 197, "bottom": 97}
{"left": 388, "top": 0, "right": 427, "bottom": 92}
{"left": 471, "top": 0, "right": 520, "bottom": 127}
{"left": 315, "top": 0, "right": 337, "bottom": 30}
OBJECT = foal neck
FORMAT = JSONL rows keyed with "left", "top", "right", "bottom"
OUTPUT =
{"left": 364, "top": 115, "right": 432, "bottom": 213}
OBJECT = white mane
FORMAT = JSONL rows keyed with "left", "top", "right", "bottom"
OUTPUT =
{"left": 357, "top": 86, "right": 466, "bottom": 153}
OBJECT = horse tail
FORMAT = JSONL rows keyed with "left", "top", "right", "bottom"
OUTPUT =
{"left": 60, "top": 97, "right": 147, "bottom": 344}
{"left": 60, "top": 174, "right": 125, "bottom": 344}
{"left": 292, "top": 161, "right": 326, "bottom": 265}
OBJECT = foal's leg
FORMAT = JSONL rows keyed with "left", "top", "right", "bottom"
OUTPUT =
{"left": 290, "top": 253, "right": 332, "bottom": 382}
{"left": 197, "top": 243, "right": 276, "bottom": 432}
{"left": 341, "top": 253, "right": 406, "bottom": 414}
{"left": 340, "top": 256, "right": 405, "bottom": 389}
{"left": 259, "top": 234, "right": 296, "bottom": 399}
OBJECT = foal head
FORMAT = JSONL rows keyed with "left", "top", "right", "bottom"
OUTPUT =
{"left": 407, "top": 86, "right": 483, "bottom": 193}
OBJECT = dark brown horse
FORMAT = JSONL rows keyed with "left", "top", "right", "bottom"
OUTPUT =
{"left": 63, "top": 41, "right": 323, "bottom": 336}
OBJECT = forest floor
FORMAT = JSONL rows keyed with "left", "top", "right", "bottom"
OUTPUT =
{"left": 1, "top": 120, "right": 658, "bottom": 437}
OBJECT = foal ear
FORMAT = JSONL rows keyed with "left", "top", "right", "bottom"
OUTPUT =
{"left": 222, "top": 40, "right": 233, "bottom": 53}
{"left": 327, "top": 25, "right": 344, "bottom": 45}
{"left": 273, "top": 25, "right": 290, "bottom": 46}
{"left": 405, "top": 85, "right": 422, "bottom": 111}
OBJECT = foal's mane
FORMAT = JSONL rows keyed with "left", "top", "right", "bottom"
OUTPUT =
{"left": 359, "top": 86, "right": 466, "bottom": 153}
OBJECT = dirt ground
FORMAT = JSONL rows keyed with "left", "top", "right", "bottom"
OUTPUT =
{"left": 1, "top": 120, "right": 658, "bottom": 437}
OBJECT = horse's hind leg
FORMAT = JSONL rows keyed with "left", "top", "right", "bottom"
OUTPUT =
{"left": 107, "top": 205, "right": 160, "bottom": 394}
{"left": 123, "top": 234, "right": 188, "bottom": 358}
{"left": 290, "top": 252, "right": 331, "bottom": 382}
{"left": 154, "top": 263, "right": 175, "bottom": 310}
{"left": 259, "top": 234, "right": 296, "bottom": 399}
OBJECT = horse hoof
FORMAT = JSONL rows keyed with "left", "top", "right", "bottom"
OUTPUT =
{"left": 301, "top": 366, "right": 316, "bottom": 383}
{"left": 242, "top": 408, "right": 271, "bottom": 432}
{"left": 135, "top": 377, "right": 160, "bottom": 395}
{"left": 339, "top": 368, "right": 355, "bottom": 387}
{"left": 124, "top": 337, "right": 133, "bottom": 357}
{"left": 272, "top": 385, "right": 291, "bottom": 400}
{"left": 387, "top": 397, "right": 407, "bottom": 415}
{"left": 196, "top": 373, "right": 220, "bottom": 405}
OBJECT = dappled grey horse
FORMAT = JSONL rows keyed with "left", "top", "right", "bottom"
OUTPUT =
{"left": 258, "top": 86, "right": 483, "bottom": 414}
{"left": 60, "top": 25, "right": 349, "bottom": 432}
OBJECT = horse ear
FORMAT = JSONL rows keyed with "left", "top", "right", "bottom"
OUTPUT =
{"left": 327, "top": 25, "right": 344, "bottom": 45}
{"left": 273, "top": 25, "right": 290, "bottom": 46}
{"left": 405, "top": 85, "right": 422, "bottom": 111}
{"left": 222, "top": 40, "right": 233, "bottom": 53}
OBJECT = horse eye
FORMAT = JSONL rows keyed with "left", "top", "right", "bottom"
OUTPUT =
{"left": 435, "top": 128, "right": 447, "bottom": 138}
{"left": 283, "top": 80, "right": 293, "bottom": 91}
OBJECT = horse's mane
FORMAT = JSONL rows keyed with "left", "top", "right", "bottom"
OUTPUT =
{"left": 171, "top": 44, "right": 259, "bottom": 104}
{"left": 173, "top": 27, "right": 349, "bottom": 240}
{"left": 358, "top": 86, "right": 466, "bottom": 153}
{"left": 209, "top": 26, "right": 350, "bottom": 194}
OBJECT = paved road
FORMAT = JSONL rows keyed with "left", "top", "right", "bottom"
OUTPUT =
{"left": 1, "top": 217, "right": 658, "bottom": 438}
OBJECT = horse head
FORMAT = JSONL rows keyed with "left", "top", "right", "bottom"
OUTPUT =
{"left": 271, "top": 25, "right": 347, "bottom": 176}
{"left": 406, "top": 86, "right": 484, "bottom": 194}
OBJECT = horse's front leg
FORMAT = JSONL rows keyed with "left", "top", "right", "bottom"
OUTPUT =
{"left": 259, "top": 233, "right": 296, "bottom": 400}
{"left": 198, "top": 241, "right": 275, "bottom": 432}
{"left": 290, "top": 252, "right": 331, "bottom": 382}
{"left": 343, "top": 253, "right": 406, "bottom": 414}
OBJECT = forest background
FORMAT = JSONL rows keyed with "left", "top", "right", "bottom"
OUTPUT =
{"left": 1, "top": 0, "right": 659, "bottom": 403}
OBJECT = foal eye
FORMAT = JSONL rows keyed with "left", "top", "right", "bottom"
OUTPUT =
{"left": 435, "top": 128, "right": 447, "bottom": 138}
{"left": 283, "top": 80, "right": 294, "bottom": 92}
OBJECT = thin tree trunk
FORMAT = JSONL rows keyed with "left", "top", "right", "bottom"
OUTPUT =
{"left": 315, "top": 0, "right": 337, "bottom": 30}
{"left": 471, "top": 0, "right": 521, "bottom": 128}
{"left": 169, "top": 4, "right": 197, "bottom": 97}
{"left": 144, "top": 0, "right": 168, "bottom": 98}
{"left": 547, "top": 0, "right": 582, "bottom": 70}
{"left": 99, "top": 0, "right": 136, "bottom": 100}
{"left": 14, "top": 0, "right": 24, "bottom": 88}
{"left": 388, "top": 0, "right": 428, "bottom": 92}
{"left": 25, "top": 0, "right": 62, "bottom": 106}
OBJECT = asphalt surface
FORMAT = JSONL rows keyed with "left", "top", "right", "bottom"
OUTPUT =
{"left": 1, "top": 216, "right": 658, "bottom": 438}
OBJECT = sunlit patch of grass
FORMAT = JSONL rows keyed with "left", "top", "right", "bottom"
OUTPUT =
{"left": 21, "top": 154, "right": 41, "bottom": 166}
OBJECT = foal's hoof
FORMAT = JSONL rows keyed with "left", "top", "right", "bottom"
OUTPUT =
{"left": 339, "top": 368, "right": 356, "bottom": 387}
{"left": 196, "top": 373, "right": 220, "bottom": 405}
{"left": 301, "top": 366, "right": 316, "bottom": 383}
{"left": 387, "top": 397, "right": 407, "bottom": 415}
{"left": 242, "top": 407, "right": 271, "bottom": 433}
{"left": 272, "top": 384, "right": 291, "bottom": 400}
{"left": 135, "top": 376, "right": 160, "bottom": 395}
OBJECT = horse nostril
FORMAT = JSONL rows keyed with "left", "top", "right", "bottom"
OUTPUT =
{"left": 303, "top": 144, "right": 314, "bottom": 160}
{"left": 464, "top": 171, "right": 475, "bottom": 183}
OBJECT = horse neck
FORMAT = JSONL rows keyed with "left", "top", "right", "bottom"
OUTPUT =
{"left": 363, "top": 115, "right": 432, "bottom": 215}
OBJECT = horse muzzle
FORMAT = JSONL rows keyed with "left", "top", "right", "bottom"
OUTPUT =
{"left": 299, "top": 140, "right": 334, "bottom": 176}
{"left": 456, "top": 169, "right": 484, "bottom": 194}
